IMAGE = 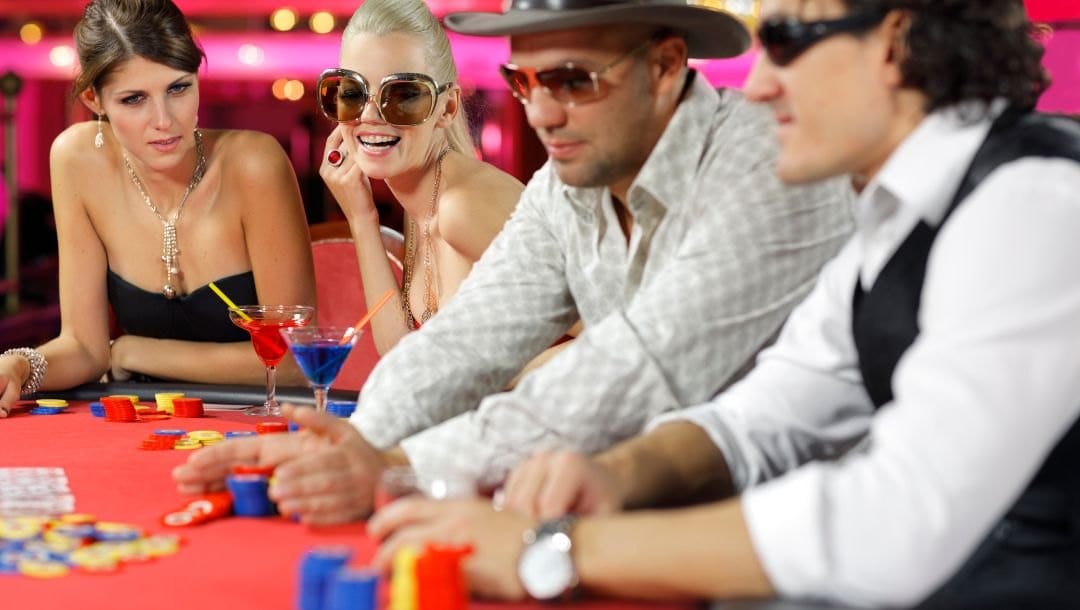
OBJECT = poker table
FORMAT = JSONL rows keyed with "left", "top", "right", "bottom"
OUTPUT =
{"left": 2, "top": 384, "right": 704, "bottom": 610}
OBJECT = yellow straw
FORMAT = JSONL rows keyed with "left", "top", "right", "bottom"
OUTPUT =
{"left": 208, "top": 281, "right": 252, "bottom": 321}
{"left": 341, "top": 288, "right": 395, "bottom": 345}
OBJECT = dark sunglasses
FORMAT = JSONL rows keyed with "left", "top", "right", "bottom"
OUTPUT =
{"left": 498, "top": 39, "right": 652, "bottom": 107}
{"left": 757, "top": 11, "right": 888, "bottom": 67}
{"left": 316, "top": 69, "right": 452, "bottom": 127}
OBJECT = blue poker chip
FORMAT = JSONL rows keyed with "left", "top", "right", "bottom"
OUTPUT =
{"left": 326, "top": 401, "right": 356, "bottom": 418}
{"left": 225, "top": 431, "right": 258, "bottom": 439}
{"left": 153, "top": 429, "right": 187, "bottom": 436}
{"left": 288, "top": 421, "right": 301, "bottom": 432}
{"left": 29, "top": 407, "right": 65, "bottom": 415}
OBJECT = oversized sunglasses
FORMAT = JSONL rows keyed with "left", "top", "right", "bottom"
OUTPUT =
{"left": 757, "top": 11, "right": 887, "bottom": 67}
{"left": 498, "top": 39, "right": 652, "bottom": 107}
{"left": 316, "top": 69, "right": 452, "bottom": 126}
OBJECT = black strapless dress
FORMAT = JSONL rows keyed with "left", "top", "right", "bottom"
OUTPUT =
{"left": 106, "top": 270, "right": 257, "bottom": 343}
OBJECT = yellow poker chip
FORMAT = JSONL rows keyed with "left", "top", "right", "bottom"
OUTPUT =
{"left": 173, "top": 442, "right": 202, "bottom": 451}
{"left": 58, "top": 513, "right": 97, "bottom": 525}
{"left": 35, "top": 399, "right": 69, "bottom": 407}
{"left": 135, "top": 405, "right": 153, "bottom": 413}
{"left": 187, "top": 430, "right": 224, "bottom": 441}
{"left": 70, "top": 546, "right": 120, "bottom": 572}
{"left": 137, "top": 534, "right": 181, "bottom": 557}
{"left": 19, "top": 559, "right": 70, "bottom": 579}
{"left": 155, "top": 392, "right": 185, "bottom": 414}
{"left": 0, "top": 518, "right": 43, "bottom": 541}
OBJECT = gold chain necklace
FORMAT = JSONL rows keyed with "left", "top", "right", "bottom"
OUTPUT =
{"left": 122, "top": 129, "right": 207, "bottom": 299}
{"left": 402, "top": 145, "right": 451, "bottom": 329}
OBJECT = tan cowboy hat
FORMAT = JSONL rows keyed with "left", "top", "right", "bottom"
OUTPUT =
{"left": 444, "top": 0, "right": 751, "bottom": 59}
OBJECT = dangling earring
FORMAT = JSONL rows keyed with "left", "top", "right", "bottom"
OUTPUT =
{"left": 94, "top": 114, "right": 104, "bottom": 149}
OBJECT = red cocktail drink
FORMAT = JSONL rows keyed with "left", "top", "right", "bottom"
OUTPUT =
{"left": 229, "top": 305, "right": 314, "bottom": 416}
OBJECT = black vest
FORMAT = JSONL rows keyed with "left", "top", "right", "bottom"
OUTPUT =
{"left": 851, "top": 111, "right": 1080, "bottom": 609}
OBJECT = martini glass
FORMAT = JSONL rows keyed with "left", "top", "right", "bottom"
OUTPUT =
{"left": 280, "top": 326, "right": 358, "bottom": 414}
{"left": 229, "top": 305, "right": 315, "bottom": 416}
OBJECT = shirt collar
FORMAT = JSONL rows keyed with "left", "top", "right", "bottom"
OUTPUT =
{"left": 860, "top": 101, "right": 1002, "bottom": 229}
{"left": 563, "top": 70, "right": 720, "bottom": 214}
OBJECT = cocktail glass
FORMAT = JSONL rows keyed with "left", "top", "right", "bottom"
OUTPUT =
{"left": 280, "top": 326, "right": 359, "bottom": 414}
{"left": 229, "top": 305, "right": 315, "bottom": 416}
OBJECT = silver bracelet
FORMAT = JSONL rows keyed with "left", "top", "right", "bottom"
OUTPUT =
{"left": 3, "top": 347, "right": 48, "bottom": 396}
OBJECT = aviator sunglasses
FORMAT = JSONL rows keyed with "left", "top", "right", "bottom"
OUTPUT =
{"left": 499, "top": 38, "right": 652, "bottom": 107}
{"left": 316, "top": 69, "right": 452, "bottom": 126}
{"left": 757, "top": 11, "right": 888, "bottom": 66}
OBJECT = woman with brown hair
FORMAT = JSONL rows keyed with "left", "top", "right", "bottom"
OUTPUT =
{"left": 0, "top": 0, "right": 315, "bottom": 416}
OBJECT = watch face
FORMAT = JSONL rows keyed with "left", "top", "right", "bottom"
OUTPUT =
{"left": 519, "top": 535, "right": 575, "bottom": 600}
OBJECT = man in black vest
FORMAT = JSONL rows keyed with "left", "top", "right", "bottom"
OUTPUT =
{"left": 368, "top": 0, "right": 1080, "bottom": 607}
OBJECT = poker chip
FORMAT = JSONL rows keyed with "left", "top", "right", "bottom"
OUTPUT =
{"left": 171, "top": 397, "right": 204, "bottom": 418}
{"left": 326, "top": 400, "right": 356, "bottom": 418}
{"left": 58, "top": 513, "right": 97, "bottom": 525}
{"left": 29, "top": 407, "right": 66, "bottom": 415}
{"left": 187, "top": 430, "right": 224, "bottom": 442}
{"left": 155, "top": 392, "right": 185, "bottom": 415}
{"left": 34, "top": 399, "right": 69, "bottom": 408}
{"left": 231, "top": 464, "right": 275, "bottom": 476}
{"left": 137, "top": 534, "right": 181, "bottom": 557}
{"left": 225, "top": 431, "right": 257, "bottom": 439}
{"left": 255, "top": 421, "right": 288, "bottom": 435}
{"left": 18, "top": 558, "right": 69, "bottom": 578}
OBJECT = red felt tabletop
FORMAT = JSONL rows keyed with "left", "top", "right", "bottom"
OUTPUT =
{"left": 0, "top": 400, "right": 701, "bottom": 610}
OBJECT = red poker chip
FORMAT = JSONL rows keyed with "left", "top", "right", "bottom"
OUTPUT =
{"left": 230, "top": 464, "right": 275, "bottom": 476}
{"left": 255, "top": 422, "right": 288, "bottom": 435}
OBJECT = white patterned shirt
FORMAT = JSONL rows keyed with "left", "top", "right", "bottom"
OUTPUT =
{"left": 354, "top": 73, "right": 855, "bottom": 488}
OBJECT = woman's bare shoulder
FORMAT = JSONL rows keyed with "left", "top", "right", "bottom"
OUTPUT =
{"left": 51, "top": 122, "right": 98, "bottom": 163}
{"left": 206, "top": 129, "right": 294, "bottom": 184}
{"left": 445, "top": 156, "right": 524, "bottom": 209}
{"left": 51, "top": 122, "right": 117, "bottom": 198}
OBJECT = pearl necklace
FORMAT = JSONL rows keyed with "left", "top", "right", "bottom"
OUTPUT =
{"left": 122, "top": 129, "right": 207, "bottom": 299}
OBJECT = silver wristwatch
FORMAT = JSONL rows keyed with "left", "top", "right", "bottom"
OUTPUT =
{"left": 517, "top": 514, "right": 580, "bottom": 600}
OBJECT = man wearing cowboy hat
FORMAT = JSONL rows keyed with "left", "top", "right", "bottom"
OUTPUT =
{"left": 351, "top": 0, "right": 854, "bottom": 486}
{"left": 174, "top": 0, "right": 852, "bottom": 525}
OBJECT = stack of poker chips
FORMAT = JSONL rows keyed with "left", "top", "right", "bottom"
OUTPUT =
{"left": 28, "top": 399, "right": 70, "bottom": 415}
{"left": 171, "top": 397, "right": 205, "bottom": 418}
{"left": 154, "top": 392, "right": 185, "bottom": 414}
{"left": 224, "top": 464, "right": 277, "bottom": 517}
{"left": 297, "top": 546, "right": 356, "bottom": 610}
{"left": 100, "top": 395, "right": 140, "bottom": 422}
{"left": 326, "top": 567, "right": 379, "bottom": 610}
{"left": 326, "top": 401, "right": 357, "bottom": 419}
{"left": 391, "top": 543, "right": 472, "bottom": 610}
{"left": 0, "top": 513, "right": 181, "bottom": 578}
{"left": 138, "top": 429, "right": 187, "bottom": 451}
{"left": 137, "top": 429, "right": 225, "bottom": 451}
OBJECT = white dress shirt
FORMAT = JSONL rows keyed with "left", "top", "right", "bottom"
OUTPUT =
{"left": 354, "top": 74, "right": 855, "bottom": 488}
{"left": 656, "top": 108, "right": 1080, "bottom": 607}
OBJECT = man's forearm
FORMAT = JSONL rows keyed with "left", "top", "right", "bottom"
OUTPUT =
{"left": 598, "top": 421, "right": 734, "bottom": 510}
{"left": 574, "top": 500, "right": 774, "bottom": 600}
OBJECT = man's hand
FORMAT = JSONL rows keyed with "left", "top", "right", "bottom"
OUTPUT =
{"left": 502, "top": 450, "right": 625, "bottom": 520}
{"left": 172, "top": 424, "right": 315, "bottom": 494}
{"left": 367, "top": 498, "right": 532, "bottom": 601}
{"left": 266, "top": 405, "right": 387, "bottom": 525}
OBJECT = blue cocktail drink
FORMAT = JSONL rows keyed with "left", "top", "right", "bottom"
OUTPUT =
{"left": 281, "top": 326, "right": 359, "bottom": 413}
